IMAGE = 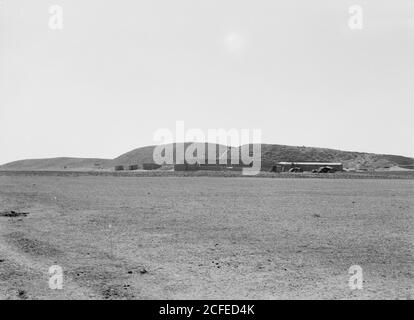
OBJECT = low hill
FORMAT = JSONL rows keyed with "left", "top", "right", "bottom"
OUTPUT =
{"left": 1, "top": 143, "right": 413, "bottom": 171}
{"left": 0, "top": 157, "right": 112, "bottom": 171}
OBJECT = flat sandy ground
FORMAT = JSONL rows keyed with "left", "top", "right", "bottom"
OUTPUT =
{"left": 0, "top": 175, "right": 412, "bottom": 299}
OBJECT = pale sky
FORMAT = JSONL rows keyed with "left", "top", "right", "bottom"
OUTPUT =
{"left": 1, "top": 0, "right": 413, "bottom": 164}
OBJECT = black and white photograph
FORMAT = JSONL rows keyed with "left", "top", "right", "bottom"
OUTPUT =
{"left": 0, "top": 0, "right": 413, "bottom": 308}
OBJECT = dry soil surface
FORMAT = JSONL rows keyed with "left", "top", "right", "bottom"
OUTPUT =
{"left": 0, "top": 175, "right": 413, "bottom": 299}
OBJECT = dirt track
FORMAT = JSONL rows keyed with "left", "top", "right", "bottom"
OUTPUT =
{"left": 0, "top": 175, "right": 413, "bottom": 299}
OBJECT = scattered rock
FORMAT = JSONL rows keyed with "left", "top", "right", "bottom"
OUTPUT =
{"left": 0, "top": 210, "right": 29, "bottom": 218}
{"left": 312, "top": 214, "right": 321, "bottom": 218}
{"left": 101, "top": 285, "right": 134, "bottom": 300}
{"left": 17, "top": 289, "right": 28, "bottom": 300}
{"left": 127, "top": 271, "right": 133, "bottom": 274}
{"left": 139, "top": 268, "right": 148, "bottom": 275}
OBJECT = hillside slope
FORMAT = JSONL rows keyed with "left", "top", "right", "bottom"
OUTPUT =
{"left": 257, "top": 144, "right": 414, "bottom": 169}
{"left": 111, "top": 142, "right": 233, "bottom": 167}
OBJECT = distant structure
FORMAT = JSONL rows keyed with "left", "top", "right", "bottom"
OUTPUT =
{"left": 114, "top": 165, "right": 125, "bottom": 171}
{"left": 275, "top": 162, "right": 343, "bottom": 172}
{"left": 128, "top": 165, "right": 139, "bottom": 171}
{"left": 174, "top": 163, "right": 199, "bottom": 171}
{"left": 172, "top": 160, "right": 343, "bottom": 173}
{"left": 174, "top": 162, "right": 251, "bottom": 172}
{"left": 142, "top": 163, "right": 162, "bottom": 170}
